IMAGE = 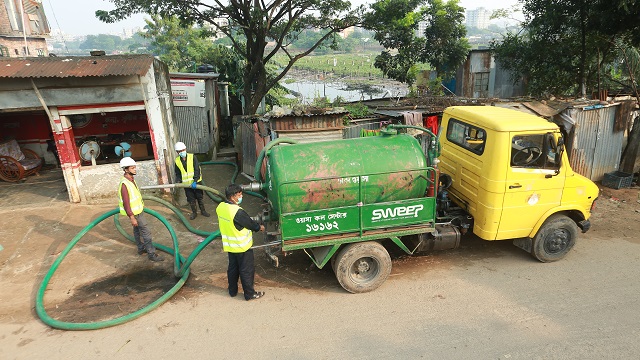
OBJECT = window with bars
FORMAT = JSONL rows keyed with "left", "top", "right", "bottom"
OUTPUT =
{"left": 474, "top": 72, "right": 490, "bottom": 97}
{"left": 0, "top": 45, "right": 9, "bottom": 57}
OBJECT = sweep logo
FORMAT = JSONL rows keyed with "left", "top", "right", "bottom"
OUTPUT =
{"left": 371, "top": 204, "right": 424, "bottom": 221}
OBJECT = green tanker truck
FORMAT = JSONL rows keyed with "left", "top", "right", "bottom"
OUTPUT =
{"left": 243, "top": 106, "right": 598, "bottom": 293}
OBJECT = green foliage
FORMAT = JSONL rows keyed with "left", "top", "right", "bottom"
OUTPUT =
{"left": 273, "top": 52, "right": 384, "bottom": 79}
{"left": 491, "top": 0, "right": 640, "bottom": 97}
{"left": 265, "top": 86, "right": 300, "bottom": 111}
{"left": 311, "top": 94, "right": 332, "bottom": 108}
{"left": 363, "top": 0, "right": 469, "bottom": 86}
{"left": 141, "top": 15, "right": 215, "bottom": 72}
{"left": 420, "top": 0, "right": 469, "bottom": 79}
{"left": 343, "top": 102, "right": 371, "bottom": 118}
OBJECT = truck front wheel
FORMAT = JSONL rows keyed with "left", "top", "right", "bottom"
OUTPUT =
{"left": 532, "top": 214, "right": 578, "bottom": 262}
{"left": 334, "top": 241, "right": 392, "bottom": 293}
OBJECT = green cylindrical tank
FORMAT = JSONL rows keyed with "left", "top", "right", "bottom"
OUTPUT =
{"left": 264, "top": 134, "right": 430, "bottom": 217}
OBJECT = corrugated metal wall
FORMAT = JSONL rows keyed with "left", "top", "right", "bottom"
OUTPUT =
{"left": 455, "top": 50, "right": 524, "bottom": 98}
{"left": 241, "top": 122, "right": 259, "bottom": 178}
{"left": 269, "top": 113, "right": 344, "bottom": 130}
{"left": 567, "top": 105, "right": 623, "bottom": 181}
{"left": 343, "top": 118, "right": 385, "bottom": 139}
{"left": 273, "top": 129, "right": 343, "bottom": 143}
{"left": 174, "top": 107, "right": 211, "bottom": 153}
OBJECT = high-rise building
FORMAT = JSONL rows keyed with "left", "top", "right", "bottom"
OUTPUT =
{"left": 466, "top": 7, "right": 491, "bottom": 30}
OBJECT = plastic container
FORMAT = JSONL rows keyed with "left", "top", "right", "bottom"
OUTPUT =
{"left": 602, "top": 171, "right": 633, "bottom": 189}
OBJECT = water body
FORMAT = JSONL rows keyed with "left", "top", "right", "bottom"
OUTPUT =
{"left": 281, "top": 79, "right": 409, "bottom": 103}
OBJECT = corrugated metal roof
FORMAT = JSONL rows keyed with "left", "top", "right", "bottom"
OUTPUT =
{"left": 0, "top": 55, "right": 155, "bottom": 78}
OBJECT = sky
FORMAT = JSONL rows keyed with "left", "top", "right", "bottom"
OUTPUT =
{"left": 42, "top": 0, "right": 518, "bottom": 36}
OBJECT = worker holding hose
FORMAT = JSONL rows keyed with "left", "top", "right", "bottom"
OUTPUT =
{"left": 174, "top": 142, "right": 210, "bottom": 220}
{"left": 217, "top": 184, "right": 265, "bottom": 301}
{"left": 117, "top": 157, "right": 163, "bottom": 262}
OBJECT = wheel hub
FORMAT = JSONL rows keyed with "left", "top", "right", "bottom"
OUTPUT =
{"left": 545, "top": 229, "right": 569, "bottom": 253}
{"left": 356, "top": 259, "right": 371, "bottom": 273}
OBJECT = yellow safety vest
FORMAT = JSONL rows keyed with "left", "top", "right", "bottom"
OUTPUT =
{"left": 216, "top": 202, "right": 253, "bottom": 253}
{"left": 175, "top": 153, "right": 202, "bottom": 183}
{"left": 118, "top": 177, "right": 144, "bottom": 216}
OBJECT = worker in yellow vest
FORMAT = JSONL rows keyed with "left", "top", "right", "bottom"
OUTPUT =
{"left": 216, "top": 184, "right": 265, "bottom": 301}
{"left": 117, "top": 157, "right": 163, "bottom": 262}
{"left": 174, "top": 142, "right": 209, "bottom": 220}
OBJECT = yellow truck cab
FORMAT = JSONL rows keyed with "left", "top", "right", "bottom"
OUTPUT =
{"left": 439, "top": 106, "right": 599, "bottom": 262}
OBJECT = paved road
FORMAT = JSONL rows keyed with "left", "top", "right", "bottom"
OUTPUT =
{"left": 1, "top": 165, "right": 639, "bottom": 359}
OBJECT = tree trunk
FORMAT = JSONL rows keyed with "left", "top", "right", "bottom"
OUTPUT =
{"left": 621, "top": 115, "right": 640, "bottom": 174}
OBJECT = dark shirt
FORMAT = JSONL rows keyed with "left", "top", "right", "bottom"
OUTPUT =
{"left": 225, "top": 201, "right": 261, "bottom": 232}
{"left": 175, "top": 153, "right": 201, "bottom": 183}
{"left": 120, "top": 175, "right": 138, "bottom": 217}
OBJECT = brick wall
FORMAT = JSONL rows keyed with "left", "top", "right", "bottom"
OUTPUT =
{"left": 0, "top": 36, "right": 48, "bottom": 57}
{"left": 0, "top": 0, "right": 16, "bottom": 34}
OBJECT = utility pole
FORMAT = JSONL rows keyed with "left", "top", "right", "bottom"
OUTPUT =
{"left": 18, "top": 0, "right": 28, "bottom": 57}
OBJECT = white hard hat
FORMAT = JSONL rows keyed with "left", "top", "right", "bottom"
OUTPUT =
{"left": 120, "top": 157, "right": 136, "bottom": 168}
{"left": 175, "top": 142, "right": 186, "bottom": 151}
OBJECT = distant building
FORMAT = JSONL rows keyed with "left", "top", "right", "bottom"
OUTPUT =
{"left": 0, "top": 0, "right": 50, "bottom": 57}
{"left": 466, "top": 8, "right": 491, "bottom": 30}
{"left": 416, "top": 21, "right": 427, "bottom": 38}
{"left": 121, "top": 27, "right": 141, "bottom": 39}
{"left": 204, "top": 18, "right": 229, "bottom": 41}
{"left": 339, "top": 26, "right": 355, "bottom": 39}
{"left": 455, "top": 49, "right": 525, "bottom": 98}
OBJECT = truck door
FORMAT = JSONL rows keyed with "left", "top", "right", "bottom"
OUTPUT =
{"left": 497, "top": 132, "right": 564, "bottom": 239}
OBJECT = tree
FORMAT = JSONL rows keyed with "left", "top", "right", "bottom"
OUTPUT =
{"left": 97, "top": 0, "right": 363, "bottom": 115}
{"left": 141, "top": 15, "right": 216, "bottom": 72}
{"left": 491, "top": 0, "right": 640, "bottom": 97}
{"left": 80, "top": 34, "right": 122, "bottom": 52}
{"left": 363, "top": 0, "right": 469, "bottom": 86}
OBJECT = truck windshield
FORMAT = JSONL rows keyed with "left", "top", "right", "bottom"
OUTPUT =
{"left": 511, "top": 133, "right": 560, "bottom": 169}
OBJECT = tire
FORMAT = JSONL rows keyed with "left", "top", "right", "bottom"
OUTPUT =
{"left": 532, "top": 214, "right": 578, "bottom": 262}
{"left": 334, "top": 241, "right": 392, "bottom": 293}
{"left": 330, "top": 251, "right": 338, "bottom": 273}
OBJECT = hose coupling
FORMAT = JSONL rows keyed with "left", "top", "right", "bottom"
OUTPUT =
{"left": 241, "top": 182, "right": 263, "bottom": 192}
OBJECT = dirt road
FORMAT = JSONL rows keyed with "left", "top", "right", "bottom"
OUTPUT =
{"left": 1, "top": 165, "right": 640, "bottom": 359}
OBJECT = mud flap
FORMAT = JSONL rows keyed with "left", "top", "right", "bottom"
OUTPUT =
{"left": 513, "top": 237, "right": 533, "bottom": 253}
{"left": 578, "top": 219, "right": 591, "bottom": 233}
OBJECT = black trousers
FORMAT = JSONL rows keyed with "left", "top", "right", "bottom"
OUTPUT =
{"left": 227, "top": 249, "right": 256, "bottom": 300}
{"left": 184, "top": 186, "right": 204, "bottom": 203}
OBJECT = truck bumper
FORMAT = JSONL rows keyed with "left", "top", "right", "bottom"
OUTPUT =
{"left": 578, "top": 219, "right": 591, "bottom": 233}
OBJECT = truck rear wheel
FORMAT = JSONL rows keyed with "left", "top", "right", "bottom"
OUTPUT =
{"left": 334, "top": 241, "right": 392, "bottom": 293}
{"left": 532, "top": 214, "right": 578, "bottom": 262}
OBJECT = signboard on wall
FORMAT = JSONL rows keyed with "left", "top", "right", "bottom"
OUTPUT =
{"left": 170, "top": 79, "right": 206, "bottom": 107}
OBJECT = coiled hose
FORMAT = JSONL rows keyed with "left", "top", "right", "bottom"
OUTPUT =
{"left": 36, "top": 169, "right": 260, "bottom": 330}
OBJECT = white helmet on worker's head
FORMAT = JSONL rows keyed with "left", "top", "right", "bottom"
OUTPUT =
{"left": 119, "top": 157, "right": 136, "bottom": 169}
{"left": 175, "top": 142, "right": 187, "bottom": 151}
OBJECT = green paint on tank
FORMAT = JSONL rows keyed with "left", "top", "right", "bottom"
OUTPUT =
{"left": 265, "top": 134, "right": 429, "bottom": 217}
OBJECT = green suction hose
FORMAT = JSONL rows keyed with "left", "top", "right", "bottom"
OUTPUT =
{"left": 36, "top": 208, "right": 189, "bottom": 330}
{"left": 37, "top": 161, "right": 266, "bottom": 330}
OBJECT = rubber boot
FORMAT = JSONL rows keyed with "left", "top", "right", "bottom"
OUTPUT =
{"left": 189, "top": 202, "right": 198, "bottom": 220}
{"left": 198, "top": 199, "right": 210, "bottom": 217}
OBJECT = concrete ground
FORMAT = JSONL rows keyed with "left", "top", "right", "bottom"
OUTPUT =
{"left": 1, "top": 164, "right": 640, "bottom": 359}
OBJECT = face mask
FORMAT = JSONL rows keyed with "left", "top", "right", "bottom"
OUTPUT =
{"left": 237, "top": 196, "right": 243, "bottom": 204}
{"left": 179, "top": 151, "right": 187, "bottom": 158}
